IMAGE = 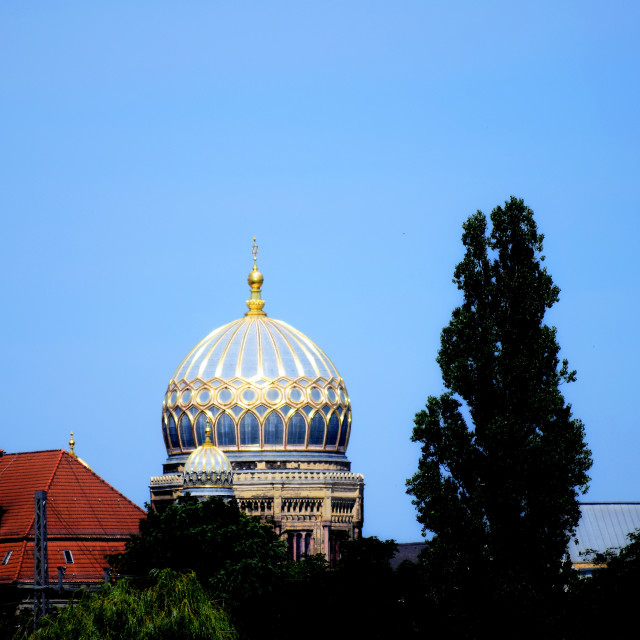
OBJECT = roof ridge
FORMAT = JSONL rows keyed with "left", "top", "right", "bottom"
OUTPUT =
{"left": 580, "top": 501, "right": 640, "bottom": 505}
{"left": 57, "top": 451, "right": 145, "bottom": 515}
{"left": 24, "top": 451, "right": 64, "bottom": 537}
{"left": 3, "top": 449, "right": 65, "bottom": 457}
{"left": 0, "top": 453, "right": 18, "bottom": 482}
{"left": 46, "top": 451, "right": 64, "bottom": 492}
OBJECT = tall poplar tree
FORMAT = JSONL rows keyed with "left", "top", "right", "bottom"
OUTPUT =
{"left": 407, "top": 197, "right": 591, "bottom": 636}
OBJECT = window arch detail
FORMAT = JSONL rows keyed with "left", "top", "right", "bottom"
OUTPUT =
{"left": 287, "top": 411, "right": 307, "bottom": 446}
{"left": 240, "top": 412, "right": 260, "bottom": 445}
{"left": 216, "top": 412, "right": 237, "bottom": 447}
{"left": 264, "top": 412, "right": 284, "bottom": 446}
{"left": 309, "top": 413, "right": 326, "bottom": 445}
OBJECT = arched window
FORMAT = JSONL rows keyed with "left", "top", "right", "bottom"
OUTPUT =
{"left": 338, "top": 412, "right": 349, "bottom": 448}
{"left": 264, "top": 412, "right": 284, "bottom": 446}
{"left": 168, "top": 413, "right": 180, "bottom": 449}
{"left": 162, "top": 415, "right": 171, "bottom": 450}
{"left": 179, "top": 413, "right": 194, "bottom": 448}
{"left": 308, "top": 413, "right": 326, "bottom": 445}
{"left": 216, "top": 413, "right": 236, "bottom": 447}
{"left": 195, "top": 413, "right": 208, "bottom": 445}
{"left": 240, "top": 412, "right": 259, "bottom": 445}
{"left": 326, "top": 412, "right": 339, "bottom": 446}
{"left": 287, "top": 411, "right": 307, "bottom": 446}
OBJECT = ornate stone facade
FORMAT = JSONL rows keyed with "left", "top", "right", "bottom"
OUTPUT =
{"left": 151, "top": 463, "right": 364, "bottom": 561}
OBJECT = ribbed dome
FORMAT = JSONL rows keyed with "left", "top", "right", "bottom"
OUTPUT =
{"left": 162, "top": 315, "right": 351, "bottom": 456}
{"left": 184, "top": 441, "right": 233, "bottom": 476}
{"left": 174, "top": 316, "right": 341, "bottom": 382}
{"left": 161, "top": 240, "right": 351, "bottom": 458}
{"left": 182, "top": 426, "right": 234, "bottom": 497}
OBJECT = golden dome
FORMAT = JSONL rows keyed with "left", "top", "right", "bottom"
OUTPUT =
{"left": 161, "top": 239, "right": 351, "bottom": 457}
{"left": 183, "top": 423, "right": 234, "bottom": 496}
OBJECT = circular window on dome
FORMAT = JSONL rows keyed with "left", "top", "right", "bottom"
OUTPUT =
{"left": 265, "top": 387, "right": 282, "bottom": 405}
{"left": 181, "top": 390, "right": 192, "bottom": 406}
{"left": 197, "top": 388, "right": 211, "bottom": 405}
{"left": 170, "top": 390, "right": 178, "bottom": 406}
{"left": 217, "top": 387, "right": 235, "bottom": 405}
{"left": 327, "top": 387, "right": 337, "bottom": 403}
{"left": 288, "top": 386, "right": 304, "bottom": 404}
{"left": 309, "top": 387, "right": 323, "bottom": 403}
{"left": 241, "top": 388, "right": 258, "bottom": 405}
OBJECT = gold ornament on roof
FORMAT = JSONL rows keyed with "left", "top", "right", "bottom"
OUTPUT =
{"left": 183, "top": 417, "right": 234, "bottom": 487}
{"left": 205, "top": 418, "right": 214, "bottom": 445}
{"left": 245, "top": 236, "right": 266, "bottom": 316}
{"left": 69, "top": 431, "right": 76, "bottom": 458}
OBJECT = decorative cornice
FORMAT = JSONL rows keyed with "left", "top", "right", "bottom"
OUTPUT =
{"left": 184, "top": 470, "right": 233, "bottom": 488}
{"left": 234, "top": 470, "right": 364, "bottom": 483}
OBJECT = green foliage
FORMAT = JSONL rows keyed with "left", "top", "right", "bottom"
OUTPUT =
{"left": 337, "top": 535, "right": 398, "bottom": 574}
{"left": 109, "top": 496, "right": 288, "bottom": 604}
{"left": 18, "top": 569, "right": 236, "bottom": 640}
{"left": 407, "top": 197, "right": 592, "bottom": 636}
{"left": 108, "top": 496, "right": 290, "bottom": 639}
{"left": 278, "top": 536, "right": 405, "bottom": 640}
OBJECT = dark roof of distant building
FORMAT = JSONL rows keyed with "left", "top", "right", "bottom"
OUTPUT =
{"left": 391, "top": 503, "right": 640, "bottom": 570}
{"left": 390, "top": 542, "right": 425, "bottom": 569}
{"left": 570, "top": 502, "right": 640, "bottom": 564}
{"left": 0, "top": 449, "right": 145, "bottom": 585}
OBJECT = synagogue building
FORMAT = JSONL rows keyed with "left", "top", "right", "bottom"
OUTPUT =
{"left": 150, "top": 240, "right": 364, "bottom": 562}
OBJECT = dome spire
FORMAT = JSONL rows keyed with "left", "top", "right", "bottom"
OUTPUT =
{"left": 205, "top": 418, "right": 214, "bottom": 445}
{"left": 245, "top": 236, "right": 267, "bottom": 316}
{"left": 69, "top": 431, "right": 76, "bottom": 457}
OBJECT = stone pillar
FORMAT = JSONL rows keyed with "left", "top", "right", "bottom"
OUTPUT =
{"left": 309, "top": 530, "right": 315, "bottom": 555}
{"left": 323, "top": 525, "right": 330, "bottom": 562}
{"left": 273, "top": 485, "right": 282, "bottom": 531}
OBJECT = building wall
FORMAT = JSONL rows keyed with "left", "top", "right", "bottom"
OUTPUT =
{"left": 150, "top": 459, "right": 364, "bottom": 562}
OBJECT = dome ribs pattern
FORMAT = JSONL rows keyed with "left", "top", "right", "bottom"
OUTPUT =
{"left": 268, "top": 322, "right": 305, "bottom": 378}
{"left": 163, "top": 316, "right": 351, "bottom": 456}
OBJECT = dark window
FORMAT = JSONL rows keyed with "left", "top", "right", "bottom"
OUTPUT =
{"left": 264, "top": 413, "right": 284, "bottom": 445}
{"left": 240, "top": 413, "right": 259, "bottom": 445}
{"left": 309, "top": 413, "right": 326, "bottom": 445}
{"left": 195, "top": 413, "right": 207, "bottom": 445}
{"left": 338, "top": 413, "right": 349, "bottom": 447}
{"left": 326, "top": 413, "right": 339, "bottom": 446}
{"left": 161, "top": 416, "right": 170, "bottom": 451}
{"left": 287, "top": 412, "right": 307, "bottom": 446}
{"left": 63, "top": 550, "right": 74, "bottom": 564}
{"left": 216, "top": 413, "right": 237, "bottom": 446}
{"left": 179, "top": 413, "right": 194, "bottom": 448}
{"left": 168, "top": 414, "right": 180, "bottom": 449}
{"left": 1, "top": 551, "right": 12, "bottom": 565}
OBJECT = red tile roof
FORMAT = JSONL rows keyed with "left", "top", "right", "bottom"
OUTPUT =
{"left": 0, "top": 450, "right": 145, "bottom": 585}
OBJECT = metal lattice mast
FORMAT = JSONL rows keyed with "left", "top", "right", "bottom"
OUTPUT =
{"left": 33, "top": 490, "right": 49, "bottom": 629}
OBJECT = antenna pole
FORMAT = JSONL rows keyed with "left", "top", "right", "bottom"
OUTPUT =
{"left": 34, "top": 490, "right": 49, "bottom": 629}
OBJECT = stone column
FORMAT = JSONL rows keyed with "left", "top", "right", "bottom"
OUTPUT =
{"left": 323, "top": 525, "right": 330, "bottom": 562}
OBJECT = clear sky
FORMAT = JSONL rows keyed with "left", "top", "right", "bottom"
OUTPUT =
{"left": 1, "top": 2, "right": 638, "bottom": 542}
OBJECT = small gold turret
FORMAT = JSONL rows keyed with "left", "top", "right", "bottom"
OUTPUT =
{"left": 204, "top": 418, "right": 214, "bottom": 445}
{"left": 245, "top": 236, "right": 267, "bottom": 316}
{"left": 69, "top": 431, "right": 76, "bottom": 458}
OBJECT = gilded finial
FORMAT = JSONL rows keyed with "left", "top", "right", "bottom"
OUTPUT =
{"left": 69, "top": 431, "right": 76, "bottom": 458}
{"left": 205, "top": 418, "right": 213, "bottom": 444}
{"left": 252, "top": 236, "right": 258, "bottom": 269}
{"left": 245, "top": 236, "right": 267, "bottom": 316}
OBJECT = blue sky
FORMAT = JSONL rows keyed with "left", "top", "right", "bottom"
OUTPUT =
{"left": 1, "top": 2, "right": 639, "bottom": 542}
